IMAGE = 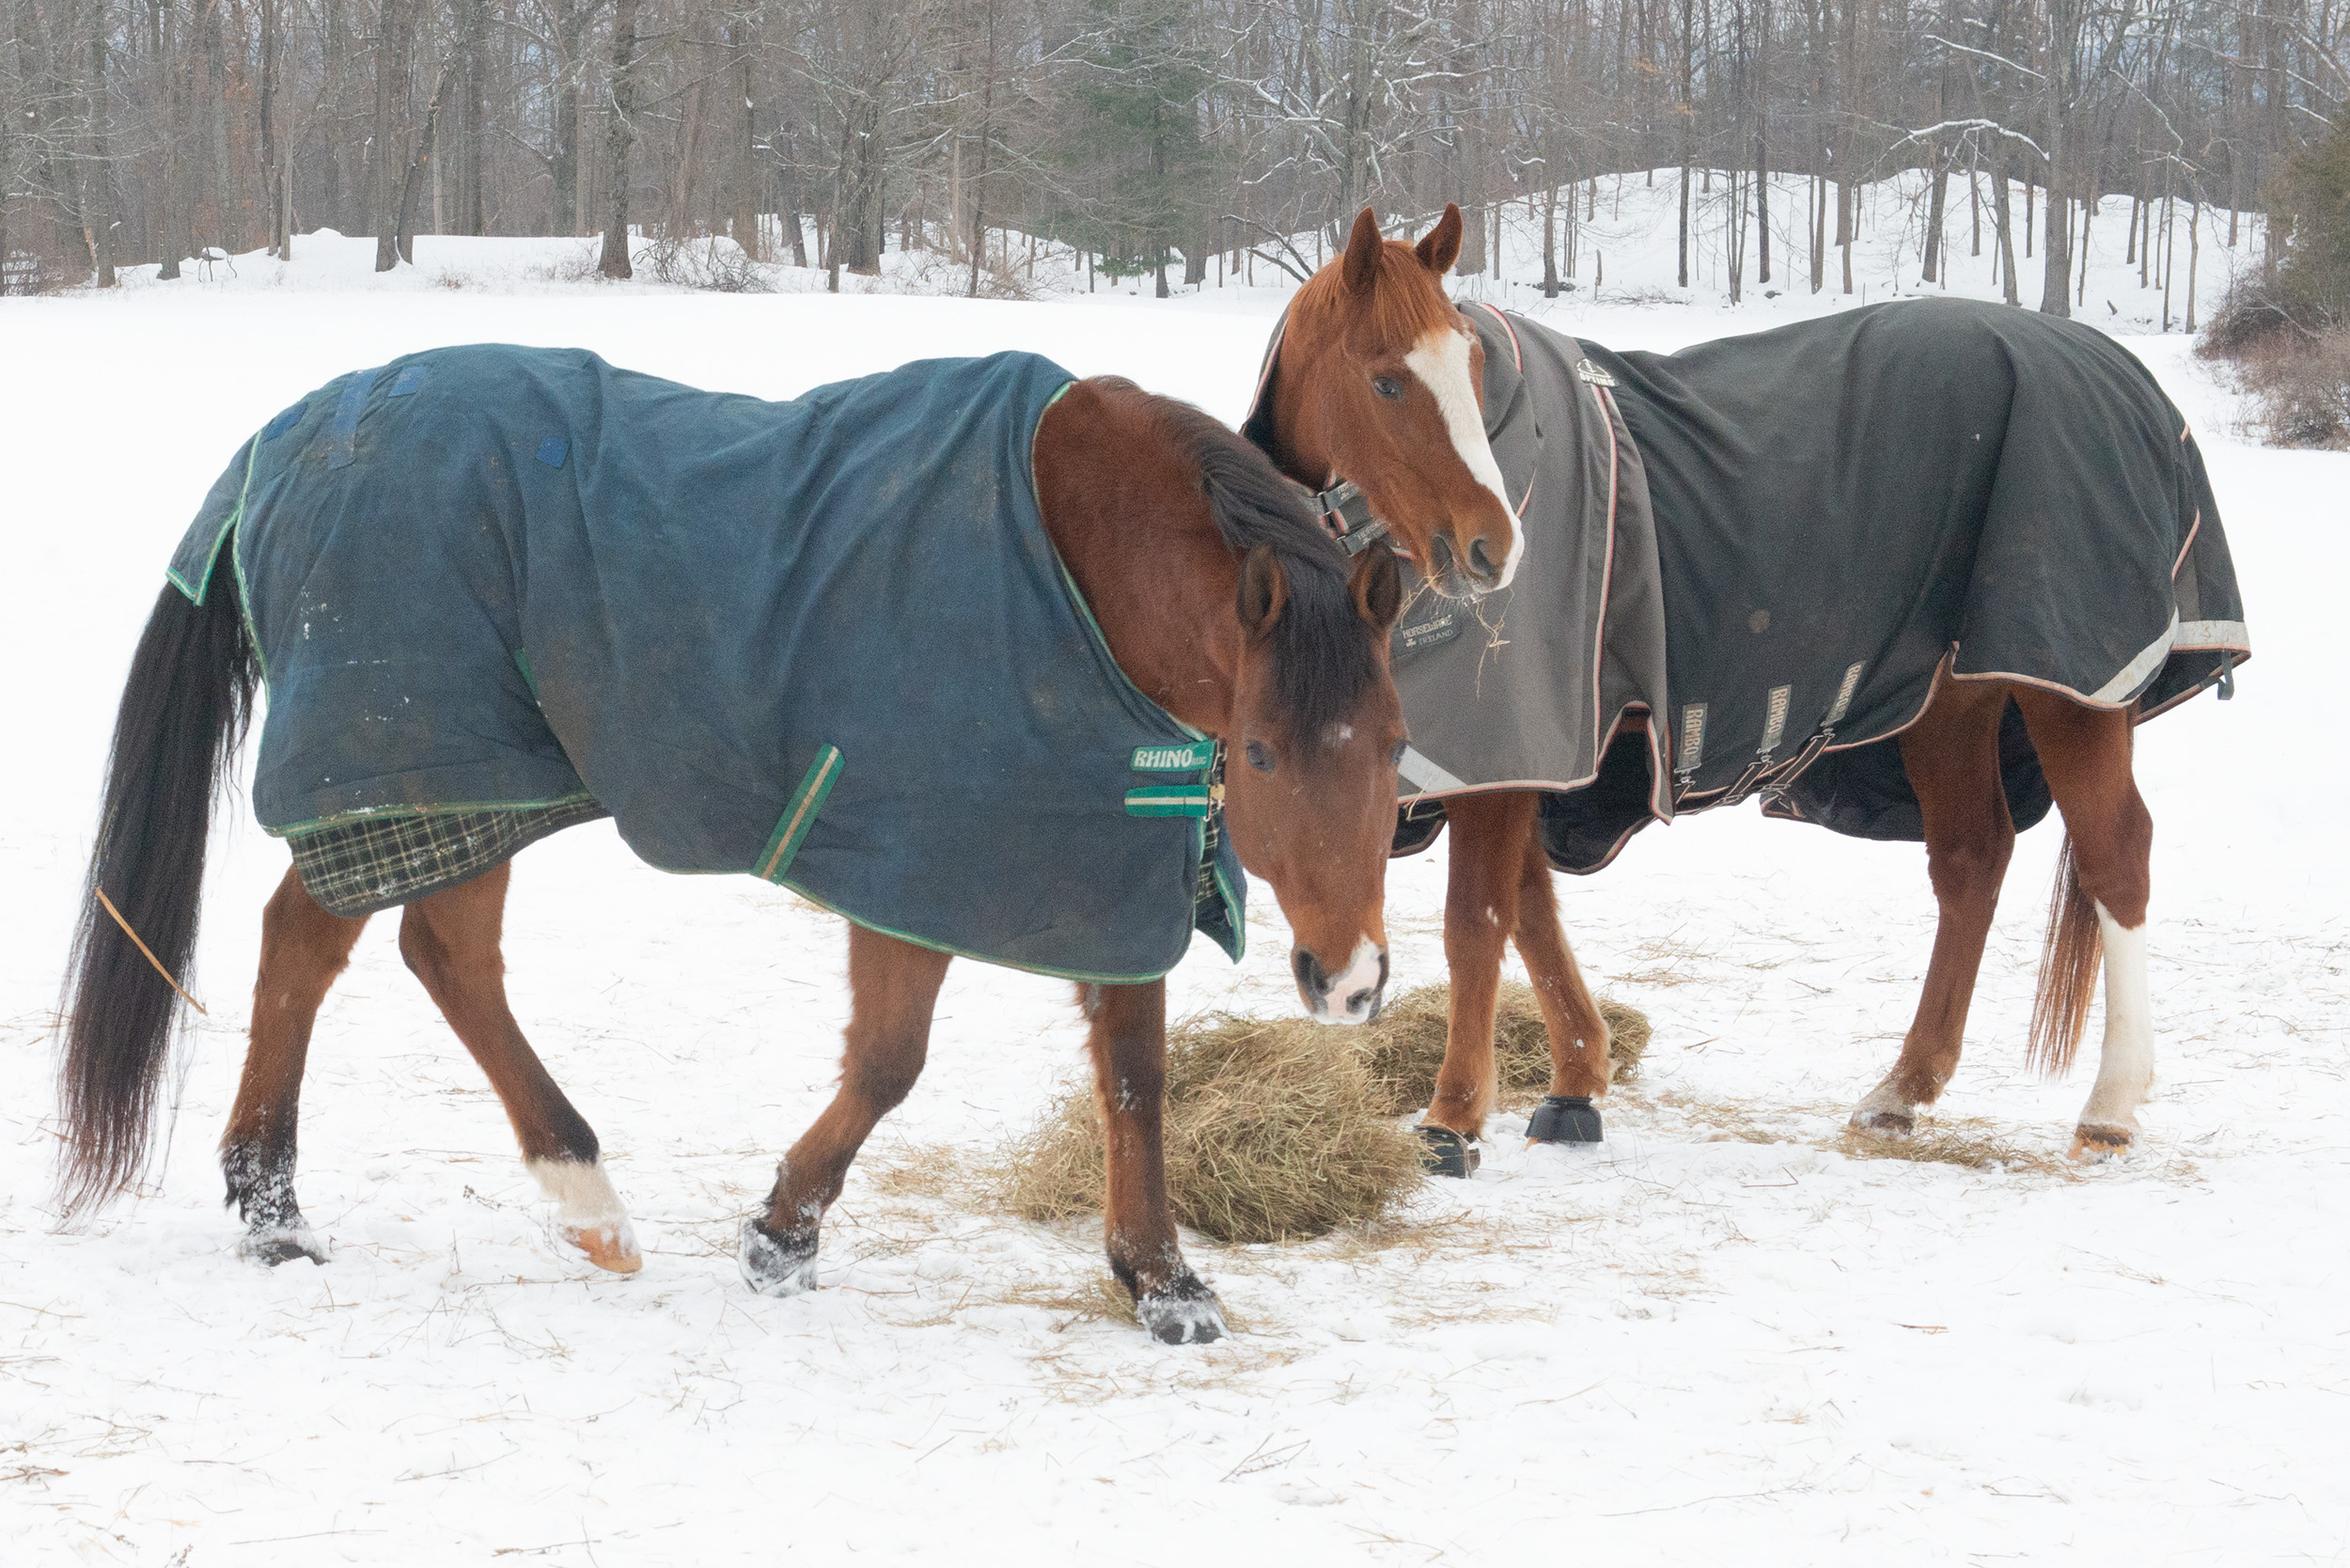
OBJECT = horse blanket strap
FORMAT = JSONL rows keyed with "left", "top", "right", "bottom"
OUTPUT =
{"left": 1327, "top": 299, "right": 2249, "bottom": 874}
{"left": 166, "top": 347, "right": 1244, "bottom": 981}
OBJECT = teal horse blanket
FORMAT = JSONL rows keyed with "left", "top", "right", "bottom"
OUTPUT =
{"left": 167, "top": 346, "right": 1242, "bottom": 981}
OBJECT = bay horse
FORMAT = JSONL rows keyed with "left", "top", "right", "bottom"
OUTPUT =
{"left": 1248, "top": 205, "right": 2246, "bottom": 1168}
{"left": 56, "top": 353, "right": 1407, "bottom": 1344}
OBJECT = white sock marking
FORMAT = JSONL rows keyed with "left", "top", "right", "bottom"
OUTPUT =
{"left": 527, "top": 1156, "right": 634, "bottom": 1231}
{"left": 2081, "top": 902, "right": 2154, "bottom": 1131}
{"left": 1852, "top": 1078, "right": 1915, "bottom": 1127}
{"left": 1404, "top": 329, "right": 1523, "bottom": 588}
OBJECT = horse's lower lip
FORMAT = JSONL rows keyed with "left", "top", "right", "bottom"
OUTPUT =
{"left": 1424, "top": 569, "right": 1496, "bottom": 602}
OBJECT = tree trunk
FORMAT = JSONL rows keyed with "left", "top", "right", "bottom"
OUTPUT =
{"left": 88, "top": 0, "right": 116, "bottom": 285}
{"left": 1541, "top": 181, "right": 1559, "bottom": 297}
{"left": 462, "top": 22, "right": 485, "bottom": 235}
{"left": 1753, "top": 0, "right": 1770, "bottom": 284}
{"left": 1991, "top": 156, "right": 2020, "bottom": 305}
{"left": 374, "top": 0, "right": 408, "bottom": 271}
{"left": 838, "top": 93, "right": 883, "bottom": 275}
{"left": 199, "top": 0, "right": 231, "bottom": 251}
{"left": 321, "top": 0, "right": 348, "bottom": 232}
{"left": 776, "top": 120, "right": 808, "bottom": 266}
{"left": 396, "top": 2, "right": 481, "bottom": 265}
{"left": 1921, "top": 143, "right": 1948, "bottom": 283}
{"left": 260, "top": 0, "right": 284, "bottom": 258}
{"left": 552, "top": 0, "right": 585, "bottom": 234}
{"left": 730, "top": 19, "right": 759, "bottom": 257}
{"left": 1457, "top": 203, "right": 1488, "bottom": 277}
{"left": 600, "top": 0, "right": 641, "bottom": 278}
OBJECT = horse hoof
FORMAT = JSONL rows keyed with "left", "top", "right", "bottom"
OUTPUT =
{"left": 1526, "top": 1095, "right": 1603, "bottom": 1145}
{"left": 1415, "top": 1125, "right": 1480, "bottom": 1178}
{"left": 561, "top": 1218, "right": 644, "bottom": 1275}
{"left": 1848, "top": 1107, "right": 1916, "bottom": 1137}
{"left": 1135, "top": 1279, "right": 1229, "bottom": 1345}
{"left": 740, "top": 1218, "right": 819, "bottom": 1296}
{"left": 2069, "top": 1124, "right": 2133, "bottom": 1163}
{"left": 237, "top": 1224, "right": 329, "bottom": 1267}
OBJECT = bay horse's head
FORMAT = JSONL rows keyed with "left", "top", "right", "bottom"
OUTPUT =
{"left": 1222, "top": 534, "right": 1407, "bottom": 1024}
{"left": 1255, "top": 204, "right": 1522, "bottom": 598}
{"left": 1035, "top": 381, "right": 1407, "bottom": 1023}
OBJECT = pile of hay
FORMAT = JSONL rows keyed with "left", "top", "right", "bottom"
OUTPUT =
{"left": 995, "top": 983, "right": 1653, "bottom": 1246}
{"left": 1358, "top": 980, "right": 1651, "bottom": 1116}
{"left": 997, "top": 1013, "right": 1426, "bottom": 1244}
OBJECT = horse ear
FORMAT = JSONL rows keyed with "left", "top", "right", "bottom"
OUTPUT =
{"left": 1350, "top": 545, "right": 1403, "bottom": 632}
{"left": 1341, "top": 209, "right": 1384, "bottom": 295}
{"left": 1415, "top": 204, "right": 1464, "bottom": 275}
{"left": 1237, "top": 543, "right": 1289, "bottom": 636}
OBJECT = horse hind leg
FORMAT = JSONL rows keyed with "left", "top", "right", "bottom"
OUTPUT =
{"left": 1512, "top": 813, "right": 1614, "bottom": 1145}
{"left": 2010, "top": 689, "right": 2155, "bottom": 1161}
{"left": 223, "top": 866, "right": 369, "bottom": 1265}
{"left": 743, "top": 924, "right": 950, "bottom": 1297}
{"left": 397, "top": 863, "right": 641, "bottom": 1273}
{"left": 1851, "top": 682, "right": 2014, "bottom": 1135}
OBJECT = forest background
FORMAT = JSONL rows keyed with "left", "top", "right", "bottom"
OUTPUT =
{"left": 2, "top": 0, "right": 2347, "bottom": 313}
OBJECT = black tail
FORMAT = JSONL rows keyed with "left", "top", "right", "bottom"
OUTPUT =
{"left": 57, "top": 582, "right": 258, "bottom": 1217}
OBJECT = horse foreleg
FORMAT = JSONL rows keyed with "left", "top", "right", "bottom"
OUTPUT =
{"left": 743, "top": 924, "right": 950, "bottom": 1296}
{"left": 1851, "top": 682, "right": 2014, "bottom": 1134}
{"left": 1083, "top": 980, "right": 1225, "bottom": 1343}
{"left": 2012, "top": 688, "right": 2155, "bottom": 1161}
{"left": 397, "top": 863, "right": 639, "bottom": 1273}
{"left": 221, "top": 866, "right": 368, "bottom": 1265}
{"left": 1422, "top": 792, "right": 1537, "bottom": 1170}
{"left": 1512, "top": 817, "right": 1615, "bottom": 1145}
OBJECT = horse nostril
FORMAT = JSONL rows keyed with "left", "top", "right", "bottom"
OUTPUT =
{"left": 1428, "top": 530, "right": 1459, "bottom": 578}
{"left": 1292, "top": 949, "right": 1330, "bottom": 1001}
{"left": 1467, "top": 536, "right": 1498, "bottom": 582}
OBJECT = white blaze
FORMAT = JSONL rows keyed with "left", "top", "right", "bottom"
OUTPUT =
{"left": 1403, "top": 327, "right": 1524, "bottom": 588}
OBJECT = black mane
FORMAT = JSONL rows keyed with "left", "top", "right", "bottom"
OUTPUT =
{"left": 1153, "top": 396, "right": 1384, "bottom": 748}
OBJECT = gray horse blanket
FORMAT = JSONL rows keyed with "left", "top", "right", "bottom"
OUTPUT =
{"left": 1253, "top": 298, "right": 2249, "bottom": 872}
{"left": 168, "top": 345, "right": 1243, "bottom": 981}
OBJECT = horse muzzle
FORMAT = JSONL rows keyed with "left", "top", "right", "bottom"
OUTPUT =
{"left": 1293, "top": 938, "right": 1388, "bottom": 1025}
{"left": 1425, "top": 527, "right": 1507, "bottom": 598}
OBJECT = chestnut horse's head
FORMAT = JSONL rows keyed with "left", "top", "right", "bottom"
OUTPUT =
{"left": 1254, "top": 204, "right": 1522, "bottom": 599}
{"left": 1220, "top": 538, "right": 1407, "bottom": 1023}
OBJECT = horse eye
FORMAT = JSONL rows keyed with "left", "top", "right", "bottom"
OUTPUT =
{"left": 1246, "top": 741, "right": 1276, "bottom": 774}
{"left": 1371, "top": 376, "right": 1403, "bottom": 400}
{"left": 1390, "top": 739, "right": 1407, "bottom": 767}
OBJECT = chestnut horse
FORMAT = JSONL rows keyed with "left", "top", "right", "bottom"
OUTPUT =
{"left": 57, "top": 372, "right": 1406, "bottom": 1344}
{"left": 1252, "top": 204, "right": 2215, "bottom": 1166}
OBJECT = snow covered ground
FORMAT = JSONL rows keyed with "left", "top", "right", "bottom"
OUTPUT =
{"left": 4, "top": 180, "right": 2343, "bottom": 1564}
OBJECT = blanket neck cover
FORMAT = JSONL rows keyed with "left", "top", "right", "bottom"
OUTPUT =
{"left": 169, "top": 346, "right": 1244, "bottom": 981}
{"left": 1249, "top": 298, "right": 2249, "bottom": 874}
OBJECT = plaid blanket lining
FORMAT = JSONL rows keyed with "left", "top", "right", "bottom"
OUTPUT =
{"left": 287, "top": 796, "right": 610, "bottom": 917}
